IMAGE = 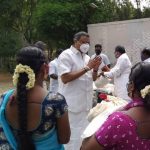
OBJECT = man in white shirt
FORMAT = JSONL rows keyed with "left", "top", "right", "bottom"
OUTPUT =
{"left": 141, "top": 48, "right": 150, "bottom": 63}
{"left": 101, "top": 45, "right": 132, "bottom": 101}
{"left": 48, "top": 49, "right": 63, "bottom": 93}
{"left": 58, "top": 31, "right": 101, "bottom": 150}
{"left": 91, "top": 44, "right": 111, "bottom": 68}
{"left": 91, "top": 44, "right": 110, "bottom": 89}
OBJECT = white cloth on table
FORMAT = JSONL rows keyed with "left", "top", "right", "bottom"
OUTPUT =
{"left": 81, "top": 95, "right": 128, "bottom": 139}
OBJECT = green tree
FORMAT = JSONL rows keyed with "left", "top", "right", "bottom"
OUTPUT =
{"left": 142, "top": 7, "right": 150, "bottom": 18}
{"left": 115, "top": 0, "right": 135, "bottom": 20}
{"left": 0, "top": 0, "right": 37, "bottom": 43}
{"left": 33, "top": 1, "right": 97, "bottom": 49}
{"left": 0, "top": 29, "right": 22, "bottom": 72}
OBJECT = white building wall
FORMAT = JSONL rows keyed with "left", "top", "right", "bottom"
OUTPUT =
{"left": 88, "top": 18, "right": 150, "bottom": 65}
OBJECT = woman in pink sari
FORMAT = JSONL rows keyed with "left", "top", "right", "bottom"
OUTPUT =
{"left": 81, "top": 62, "right": 150, "bottom": 150}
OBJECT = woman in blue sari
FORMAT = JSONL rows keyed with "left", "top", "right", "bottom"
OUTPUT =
{"left": 0, "top": 46, "right": 70, "bottom": 150}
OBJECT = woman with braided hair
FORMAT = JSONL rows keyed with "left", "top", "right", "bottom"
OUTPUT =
{"left": 81, "top": 62, "right": 150, "bottom": 150}
{"left": 0, "top": 46, "right": 70, "bottom": 150}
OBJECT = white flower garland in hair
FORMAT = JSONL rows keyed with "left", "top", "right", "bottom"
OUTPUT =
{"left": 140, "top": 85, "right": 150, "bottom": 98}
{"left": 13, "top": 64, "right": 35, "bottom": 90}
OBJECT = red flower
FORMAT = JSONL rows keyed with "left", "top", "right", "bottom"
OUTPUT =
{"left": 99, "top": 93, "right": 107, "bottom": 100}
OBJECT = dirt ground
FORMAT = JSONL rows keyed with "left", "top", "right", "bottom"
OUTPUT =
{"left": 0, "top": 72, "right": 49, "bottom": 95}
{"left": 0, "top": 72, "right": 13, "bottom": 94}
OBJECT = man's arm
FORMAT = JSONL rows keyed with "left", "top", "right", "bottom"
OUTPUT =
{"left": 103, "top": 57, "right": 128, "bottom": 79}
{"left": 61, "top": 56, "right": 101, "bottom": 84}
{"left": 61, "top": 68, "right": 89, "bottom": 84}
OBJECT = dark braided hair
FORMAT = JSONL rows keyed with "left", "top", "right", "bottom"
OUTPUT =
{"left": 129, "top": 62, "right": 150, "bottom": 110}
{"left": 15, "top": 46, "right": 46, "bottom": 150}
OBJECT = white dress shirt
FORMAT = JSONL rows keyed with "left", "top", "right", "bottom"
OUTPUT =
{"left": 49, "top": 58, "right": 59, "bottom": 93}
{"left": 58, "top": 46, "right": 93, "bottom": 113}
{"left": 144, "top": 57, "right": 150, "bottom": 63}
{"left": 104, "top": 53, "right": 132, "bottom": 101}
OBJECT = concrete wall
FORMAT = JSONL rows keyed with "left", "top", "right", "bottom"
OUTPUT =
{"left": 88, "top": 18, "right": 150, "bottom": 65}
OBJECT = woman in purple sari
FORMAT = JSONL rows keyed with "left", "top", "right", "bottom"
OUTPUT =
{"left": 81, "top": 62, "right": 150, "bottom": 150}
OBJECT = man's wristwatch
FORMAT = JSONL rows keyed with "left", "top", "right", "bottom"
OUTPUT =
{"left": 83, "top": 66, "right": 91, "bottom": 72}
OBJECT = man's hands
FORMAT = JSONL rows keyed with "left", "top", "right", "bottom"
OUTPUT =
{"left": 86, "top": 56, "right": 102, "bottom": 81}
{"left": 97, "top": 71, "right": 104, "bottom": 78}
{"left": 87, "top": 56, "right": 102, "bottom": 71}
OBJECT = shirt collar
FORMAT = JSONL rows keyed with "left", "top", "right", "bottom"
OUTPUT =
{"left": 70, "top": 45, "right": 80, "bottom": 55}
{"left": 118, "top": 53, "right": 126, "bottom": 59}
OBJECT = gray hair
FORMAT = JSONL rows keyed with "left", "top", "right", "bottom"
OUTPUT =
{"left": 73, "top": 31, "right": 89, "bottom": 42}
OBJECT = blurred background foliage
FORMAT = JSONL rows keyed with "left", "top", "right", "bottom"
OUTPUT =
{"left": 0, "top": 0, "right": 150, "bottom": 72}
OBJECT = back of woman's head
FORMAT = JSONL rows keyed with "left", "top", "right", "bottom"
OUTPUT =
{"left": 129, "top": 62, "right": 150, "bottom": 110}
{"left": 17, "top": 46, "right": 46, "bottom": 74}
{"left": 14, "top": 46, "right": 46, "bottom": 150}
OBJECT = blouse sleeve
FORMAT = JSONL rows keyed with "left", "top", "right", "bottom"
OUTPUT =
{"left": 53, "top": 93, "right": 68, "bottom": 118}
{"left": 0, "top": 93, "right": 12, "bottom": 149}
{"left": 95, "top": 112, "right": 133, "bottom": 148}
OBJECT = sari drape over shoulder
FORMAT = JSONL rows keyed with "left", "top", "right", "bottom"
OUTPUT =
{"left": 0, "top": 89, "right": 64, "bottom": 150}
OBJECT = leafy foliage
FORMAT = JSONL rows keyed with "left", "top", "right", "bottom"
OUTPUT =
{"left": 0, "top": 30, "right": 22, "bottom": 57}
{"left": 33, "top": 0, "right": 98, "bottom": 49}
{"left": 0, "top": 0, "right": 150, "bottom": 56}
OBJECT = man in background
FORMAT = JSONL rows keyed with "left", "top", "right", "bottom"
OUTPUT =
{"left": 91, "top": 44, "right": 111, "bottom": 68}
{"left": 91, "top": 44, "right": 110, "bottom": 90}
{"left": 101, "top": 45, "right": 132, "bottom": 101}
{"left": 48, "top": 49, "right": 63, "bottom": 93}
{"left": 141, "top": 47, "right": 150, "bottom": 62}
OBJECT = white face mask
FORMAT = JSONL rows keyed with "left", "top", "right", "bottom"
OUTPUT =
{"left": 80, "top": 43, "right": 90, "bottom": 53}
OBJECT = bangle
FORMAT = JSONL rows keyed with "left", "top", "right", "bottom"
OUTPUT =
{"left": 83, "top": 66, "right": 91, "bottom": 72}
